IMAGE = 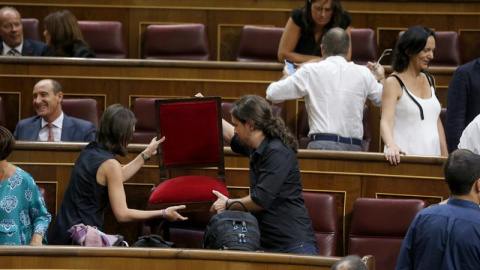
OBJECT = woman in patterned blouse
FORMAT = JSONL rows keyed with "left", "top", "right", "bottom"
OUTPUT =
{"left": 0, "top": 126, "right": 51, "bottom": 245}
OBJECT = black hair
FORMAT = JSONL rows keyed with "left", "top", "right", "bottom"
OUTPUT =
{"left": 444, "top": 149, "right": 480, "bottom": 196}
{"left": 302, "top": 0, "right": 345, "bottom": 39}
{"left": 97, "top": 103, "right": 137, "bottom": 156}
{"left": 392, "top": 25, "right": 435, "bottom": 72}
{"left": 231, "top": 95, "right": 298, "bottom": 153}
{"left": 0, "top": 126, "right": 15, "bottom": 161}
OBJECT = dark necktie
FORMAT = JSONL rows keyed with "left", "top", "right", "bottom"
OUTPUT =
{"left": 6, "top": 49, "right": 20, "bottom": 56}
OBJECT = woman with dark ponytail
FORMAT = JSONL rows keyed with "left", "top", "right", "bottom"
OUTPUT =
{"left": 210, "top": 95, "right": 317, "bottom": 255}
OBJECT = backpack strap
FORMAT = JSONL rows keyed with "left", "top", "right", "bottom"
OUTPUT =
{"left": 390, "top": 74, "right": 425, "bottom": 121}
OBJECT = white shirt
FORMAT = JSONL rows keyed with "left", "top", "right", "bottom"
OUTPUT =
{"left": 39, "top": 112, "right": 64, "bottom": 141}
{"left": 266, "top": 56, "right": 382, "bottom": 139}
{"left": 2, "top": 41, "right": 22, "bottom": 55}
{"left": 458, "top": 114, "right": 480, "bottom": 154}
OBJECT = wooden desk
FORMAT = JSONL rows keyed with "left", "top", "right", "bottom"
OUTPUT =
{"left": 9, "top": 141, "right": 449, "bottom": 255}
{"left": 0, "top": 246, "right": 375, "bottom": 270}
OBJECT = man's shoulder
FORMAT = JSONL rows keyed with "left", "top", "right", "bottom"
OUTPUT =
{"left": 456, "top": 58, "right": 480, "bottom": 73}
{"left": 17, "top": 115, "right": 41, "bottom": 125}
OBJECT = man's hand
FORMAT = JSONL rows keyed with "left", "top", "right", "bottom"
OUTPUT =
{"left": 210, "top": 190, "right": 229, "bottom": 213}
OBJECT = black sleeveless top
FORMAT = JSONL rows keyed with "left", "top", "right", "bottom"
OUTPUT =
{"left": 48, "top": 141, "right": 115, "bottom": 245}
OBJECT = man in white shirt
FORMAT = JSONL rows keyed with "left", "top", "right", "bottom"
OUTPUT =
{"left": 458, "top": 114, "right": 480, "bottom": 154}
{"left": 13, "top": 79, "right": 95, "bottom": 142}
{"left": 0, "top": 6, "right": 49, "bottom": 56}
{"left": 266, "top": 27, "right": 384, "bottom": 151}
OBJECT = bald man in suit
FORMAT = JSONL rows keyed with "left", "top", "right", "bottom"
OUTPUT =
{"left": 0, "top": 6, "right": 49, "bottom": 56}
{"left": 14, "top": 79, "right": 95, "bottom": 142}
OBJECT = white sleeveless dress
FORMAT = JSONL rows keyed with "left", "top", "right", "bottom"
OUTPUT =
{"left": 390, "top": 76, "right": 441, "bottom": 156}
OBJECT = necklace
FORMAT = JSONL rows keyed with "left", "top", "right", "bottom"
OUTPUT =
{"left": 0, "top": 163, "right": 10, "bottom": 188}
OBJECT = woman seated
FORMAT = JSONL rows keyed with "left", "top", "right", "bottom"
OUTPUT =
{"left": 48, "top": 104, "right": 187, "bottom": 245}
{"left": 43, "top": 10, "right": 95, "bottom": 58}
{"left": 278, "top": 0, "right": 352, "bottom": 64}
{"left": 0, "top": 126, "right": 51, "bottom": 245}
{"left": 380, "top": 25, "right": 448, "bottom": 165}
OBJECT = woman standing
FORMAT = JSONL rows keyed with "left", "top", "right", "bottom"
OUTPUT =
{"left": 43, "top": 10, "right": 95, "bottom": 58}
{"left": 0, "top": 126, "right": 51, "bottom": 245}
{"left": 48, "top": 104, "right": 187, "bottom": 245}
{"left": 277, "top": 0, "right": 351, "bottom": 63}
{"left": 380, "top": 26, "right": 448, "bottom": 165}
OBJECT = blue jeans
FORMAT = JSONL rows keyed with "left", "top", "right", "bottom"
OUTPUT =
{"left": 276, "top": 241, "right": 319, "bottom": 255}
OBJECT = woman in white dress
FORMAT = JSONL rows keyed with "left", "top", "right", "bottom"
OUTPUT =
{"left": 380, "top": 25, "right": 448, "bottom": 165}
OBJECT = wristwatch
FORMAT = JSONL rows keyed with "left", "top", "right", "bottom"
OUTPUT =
{"left": 141, "top": 152, "right": 151, "bottom": 162}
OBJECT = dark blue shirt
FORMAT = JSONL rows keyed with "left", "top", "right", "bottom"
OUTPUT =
{"left": 230, "top": 134, "right": 316, "bottom": 250}
{"left": 396, "top": 197, "right": 480, "bottom": 270}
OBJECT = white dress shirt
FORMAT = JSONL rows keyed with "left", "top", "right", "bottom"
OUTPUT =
{"left": 2, "top": 41, "right": 22, "bottom": 55}
{"left": 39, "top": 112, "right": 64, "bottom": 141}
{"left": 458, "top": 114, "right": 480, "bottom": 154}
{"left": 266, "top": 56, "right": 382, "bottom": 139}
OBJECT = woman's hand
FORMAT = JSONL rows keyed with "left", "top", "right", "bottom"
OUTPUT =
{"left": 164, "top": 205, "right": 188, "bottom": 222}
{"left": 385, "top": 143, "right": 406, "bottom": 165}
{"left": 210, "top": 190, "right": 229, "bottom": 213}
{"left": 143, "top": 136, "right": 165, "bottom": 159}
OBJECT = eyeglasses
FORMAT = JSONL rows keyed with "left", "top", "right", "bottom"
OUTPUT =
{"left": 377, "top": 48, "right": 392, "bottom": 64}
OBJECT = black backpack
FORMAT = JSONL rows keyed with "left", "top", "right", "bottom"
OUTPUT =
{"left": 203, "top": 201, "right": 260, "bottom": 251}
{"left": 131, "top": 235, "right": 176, "bottom": 248}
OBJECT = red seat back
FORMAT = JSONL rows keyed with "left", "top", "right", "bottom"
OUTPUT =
{"left": 348, "top": 198, "right": 426, "bottom": 270}
{"left": 303, "top": 192, "right": 340, "bottom": 256}
{"left": 78, "top": 21, "right": 127, "bottom": 58}
{"left": 236, "top": 25, "right": 284, "bottom": 62}
{"left": 22, "top": 18, "right": 42, "bottom": 42}
{"left": 62, "top": 98, "right": 102, "bottom": 129}
{"left": 143, "top": 24, "right": 210, "bottom": 60}
{"left": 131, "top": 98, "right": 157, "bottom": 144}
{"left": 351, "top": 28, "right": 378, "bottom": 65}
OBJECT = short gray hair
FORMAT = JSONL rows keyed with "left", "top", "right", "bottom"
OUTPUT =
{"left": 321, "top": 27, "right": 350, "bottom": 57}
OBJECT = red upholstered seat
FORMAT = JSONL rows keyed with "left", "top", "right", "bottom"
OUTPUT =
{"left": 396, "top": 30, "right": 461, "bottom": 67}
{"left": 297, "top": 104, "right": 372, "bottom": 151}
{"left": 236, "top": 25, "right": 284, "bottom": 62}
{"left": 62, "top": 98, "right": 102, "bottom": 129}
{"left": 22, "top": 18, "right": 42, "bottom": 42}
{"left": 143, "top": 24, "right": 210, "bottom": 60}
{"left": 303, "top": 192, "right": 339, "bottom": 256}
{"left": 148, "top": 97, "right": 227, "bottom": 211}
{"left": 351, "top": 28, "right": 378, "bottom": 65}
{"left": 348, "top": 198, "right": 426, "bottom": 270}
{"left": 78, "top": 21, "right": 127, "bottom": 58}
{"left": 131, "top": 98, "right": 157, "bottom": 144}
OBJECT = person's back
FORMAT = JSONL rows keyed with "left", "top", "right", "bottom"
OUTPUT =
{"left": 396, "top": 149, "right": 480, "bottom": 270}
{"left": 48, "top": 141, "right": 114, "bottom": 245}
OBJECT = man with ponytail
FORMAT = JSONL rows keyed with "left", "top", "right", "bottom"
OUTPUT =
{"left": 210, "top": 95, "right": 318, "bottom": 255}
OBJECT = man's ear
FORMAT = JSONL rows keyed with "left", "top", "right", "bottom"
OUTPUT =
{"left": 57, "top": 91, "right": 63, "bottom": 102}
{"left": 476, "top": 179, "right": 480, "bottom": 193}
{"left": 320, "top": 44, "right": 325, "bottom": 57}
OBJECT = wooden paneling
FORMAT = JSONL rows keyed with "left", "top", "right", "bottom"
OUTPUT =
{"left": 0, "top": 57, "right": 456, "bottom": 153}
{"left": 6, "top": 1, "right": 480, "bottom": 61}
{"left": 9, "top": 142, "right": 449, "bottom": 255}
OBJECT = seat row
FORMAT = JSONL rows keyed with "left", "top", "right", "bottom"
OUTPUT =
{"left": 20, "top": 19, "right": 462, "bottom": 66}
{"left": 153, "top": 194, "right": 426, "bottom": 270}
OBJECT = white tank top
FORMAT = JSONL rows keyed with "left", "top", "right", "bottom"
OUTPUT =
{"left": 389, "top": 73, "right": 441, "bottom": 156}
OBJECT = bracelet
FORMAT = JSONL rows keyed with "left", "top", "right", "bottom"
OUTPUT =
{"left": 225, "top": 199, "right": 230, "bottom": 209}
{"left": 162, "top": 209, "right": 166, "bottom": 218}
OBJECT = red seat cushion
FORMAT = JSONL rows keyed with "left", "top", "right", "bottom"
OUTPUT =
{"left": 149, "top": 175, "right": 228, "bottom": 204}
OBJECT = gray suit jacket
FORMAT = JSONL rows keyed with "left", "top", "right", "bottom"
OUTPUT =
{"left": 14, "top": 114, "right": 95, "bottom": 142}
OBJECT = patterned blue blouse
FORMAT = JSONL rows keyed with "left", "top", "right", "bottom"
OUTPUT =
{"left": 0, "top": 166, "right": 51, "bottom": 245}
